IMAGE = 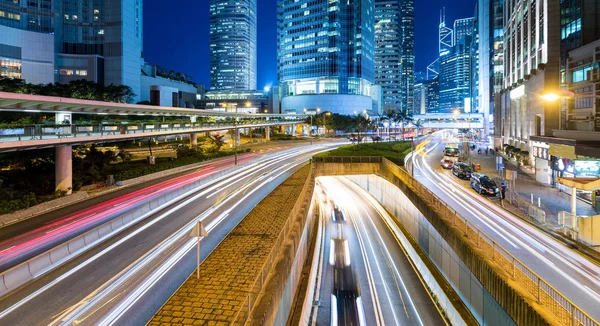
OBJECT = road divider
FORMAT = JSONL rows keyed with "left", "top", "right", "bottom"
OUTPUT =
{"left": 0, "top": 156, "right": 263, "bottom": 298}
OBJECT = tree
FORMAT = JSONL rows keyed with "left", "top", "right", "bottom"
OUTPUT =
{"left": 355, "top": 114, "right": 372, "bottom": 144}
{"left": 208, "top": 133, "right": 226, "bottom": 152}
{"left": 394, "top": 109, "right": 412, "bottom": 141}
{"left": 383, "top": 109, "right": 396, "bottom": 140}
{"left": 412, "top": 118, "right": 424, "bottom": 138}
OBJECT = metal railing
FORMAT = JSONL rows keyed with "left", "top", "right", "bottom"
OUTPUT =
{"left": 312, "top": 156, "right": 383, "bottom": 164}
{"left": 491, "top": 178, "right": 547, "bottom": 225}
{"left": 379, "top": 158, "right": 598, "bottom": 326}
{"left": 558, "top": 211, "right": 578, "bottom": 231}
{"left": 231, "top": 166, "right": 315, "bottom": 325}
{"left": 0, "top": 120, "right": 304, "bottom": 143}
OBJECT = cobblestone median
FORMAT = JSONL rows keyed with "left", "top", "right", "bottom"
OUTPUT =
{"left": 149, "top": 165, "right": 310, "bottom": 326}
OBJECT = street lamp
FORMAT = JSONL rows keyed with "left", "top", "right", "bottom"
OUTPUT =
{"left": 233, "top": 104, "right": 239, "bottom": 165}
{"left": 540, "top": 90, "right": 600, "bottom": 129}
{"left": 325, "top": 111, "right": 332, "bottom": 137}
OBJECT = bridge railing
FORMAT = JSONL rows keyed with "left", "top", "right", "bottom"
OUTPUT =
{"left": 382, "top": 157, "right": 598, "bottom": 326}
{"left": 0, "top": 120, "right": 303, "bottom": 143}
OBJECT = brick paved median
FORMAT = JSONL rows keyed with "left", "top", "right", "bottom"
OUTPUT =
{"left": 149, "top": 165, "right": 310, "bottom": 326}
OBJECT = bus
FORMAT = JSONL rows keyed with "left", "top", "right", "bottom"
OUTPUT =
{"left": 444, "top": 144, "right": 460, "bottom": 157}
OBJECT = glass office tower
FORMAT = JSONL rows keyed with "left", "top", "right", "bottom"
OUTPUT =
{"left": 277, "top": 0, "right": 376, "bottom": 115}
{"left": 56, "top": 0, "right": 144, "bottom": 100}
{"left": 0, "top": 0, "right": 55, "bottom": 83}
{"left": 209, "top": 0, "right": 257, "bottom": 91}
{"left": 375, "top": 0, "right": 415, "bottom": 114}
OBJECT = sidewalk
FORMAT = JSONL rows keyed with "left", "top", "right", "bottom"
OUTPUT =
{"left": 468, "top": 146, "right": 599, "bottom": 226}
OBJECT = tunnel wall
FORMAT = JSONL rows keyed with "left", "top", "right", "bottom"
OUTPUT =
{"left": 347, "top": 174, "right": 517, "bottom": 326}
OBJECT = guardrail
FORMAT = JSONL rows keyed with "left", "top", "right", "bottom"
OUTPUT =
{"left": 0, "top": 120, "right": 304, "bottom": 143}
{"left": 0, "top": 160, "right": 252, "bottom": 298}
{"left": 310, "top": 156, "right": 597, "bottom": 326}
{"left": 312, "top": 156, "right": 383, "bottom": 164}
{"left": 232, "top": 166, "right": 315, "bottom": 324}
{"left": 381, "top": 157, "right": 598, "bottom": 326}
{"left": 495, "top": 184, "right": 548, "bottom": 225}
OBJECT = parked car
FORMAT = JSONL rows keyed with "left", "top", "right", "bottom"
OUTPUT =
{"left": 452, "top": 162, "right": 472, "bottom": 179}
{"left": 470, "top": 174, "right": 499, "bottom": 196}
{"left": 440, "top": 158, "right": 454, "bottom": 169}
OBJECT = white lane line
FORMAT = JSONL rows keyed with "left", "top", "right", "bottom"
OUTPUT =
{"left": 97, "top": 161, "right": 304, "bottom": 325}
{"left": 59, "top": 146, "right": 339, "bottom": 325}
{"left": 0, "top": 147, "right": 317, "bottom": 321}
{"left": 48, "top": 155, "right": 302, "bottom": 324}
{"left": 339, "top": 178, "right": 424, "bottom": 326}
{"left": 346, "top": 206, "right": 385, "bottom": 326}
{"left": 416, "top": 140, "right": 600, "bottom": 306}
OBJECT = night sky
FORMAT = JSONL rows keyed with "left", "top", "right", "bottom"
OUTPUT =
{"left": 143, "top": 0, "right": 476, "bottom": 90}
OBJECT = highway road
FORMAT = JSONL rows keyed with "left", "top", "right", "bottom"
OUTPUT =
{"left": 0, "top": 143, "right": 338, "bottom": 325}
{"left": 0, "top": 141, "right": 317, "bottom": 271}
{"left": 311, "top": 176, "right": 445, "bottom": 326}
{"left": 407, "top": 131, "right": 600, "bottom": 321}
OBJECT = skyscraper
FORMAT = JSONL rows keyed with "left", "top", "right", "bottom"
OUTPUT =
{"left": 277, "top": 0, "right": 376, "bottom": 115}
{"left": 56, "top": 0, "right": 144, "bottom": 100}
{"left": 476, "top": 0, "right": 504, "bottom": 136}
{"left": 209, "top": 0, "right": 257, "bottom": 91}
{"left": 0, "top": 0, "right": 144, "bottom": 99}
{"left": 0, "top": 0, "right": 55, "bottom": 83}
{"left": 438, "top": 17, "right": 474, "bottom": 113}
{"left": 439, "top": 8, "right": 453, "bottom": 57}
{"left": 375, "top": 0, "right": 415, "bottom": 113}
{"left": 454, "top": 17, "right": 475, "bottom": 45}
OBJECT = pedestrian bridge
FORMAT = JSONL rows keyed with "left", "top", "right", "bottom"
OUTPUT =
{"left": 411, "top": 113, "right": 485, "bottom": 129}
{"left": 0, "top": 92, "right": 306, "bottom": 152}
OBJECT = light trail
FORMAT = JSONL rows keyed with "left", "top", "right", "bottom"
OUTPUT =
{"left": 412, "top": 134, "right": 600, "bottom": 318}
{"left": 42, "top": 146, "right": 332, "bottom": 325}
{"left": 317, "top": 176, "right": 438, "bottom": 326}
{"left": 0, "top": 152, "right": 268, "bottom": 268}
{"left": 0, "top": 146, "right": 323, "bottom": 321}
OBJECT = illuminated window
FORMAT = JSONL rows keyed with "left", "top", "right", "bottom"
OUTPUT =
{"left": 60, "top": 69, "right": 74, "bottom": 76}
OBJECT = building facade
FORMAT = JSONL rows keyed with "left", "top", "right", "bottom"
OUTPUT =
{"left": 0, "top": 0, "right": 55, "bottom": 84}
{"left": 277, "top": 0, "right": 376, "bottom": 115}
{"left": 374, "top": 0, "right": 414, "bottom": 113}
{"left": 209, "top": 0, "right": 257, "bottom": 91}
{"left": 0, "top": 0, "right": 145, "bottom": 102}
{"left": 495, "top": 0, "right": 562, "bottom": 148}
{"left": 476, "top": 0, "right": 504, "bottom": 136}
{"left": 195, "top": 89, "right": 278, "bottom": 114}
{"left": 565, "top": 39, "right": 600, "bottom": 132}
{"left": 56, "top": 0, "right": 144, "bottom": 100}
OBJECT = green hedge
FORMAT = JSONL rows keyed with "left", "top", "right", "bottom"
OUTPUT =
{"left": 112, "top": 150, "right": 247, "bottom": 181}
{"left": 314, "top": 141, "right": 411, "bottom": 165}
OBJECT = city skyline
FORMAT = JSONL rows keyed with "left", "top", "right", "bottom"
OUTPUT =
{"left": 143, "top": 0, "right": 476, "bottom": 89}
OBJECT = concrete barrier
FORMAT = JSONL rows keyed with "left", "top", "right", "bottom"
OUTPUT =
{"left": 312, "top": 157, "right": 599, "bottom": 326}
{"left": 0, "top": 159, "right": 258, "bottom": 298}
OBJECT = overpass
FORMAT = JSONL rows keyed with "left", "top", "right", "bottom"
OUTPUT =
{"left": 411, "top": 113, "right": 484, "bottom": 129}
{"left": 0, "top": 92, "right": 307, "bottom": 193}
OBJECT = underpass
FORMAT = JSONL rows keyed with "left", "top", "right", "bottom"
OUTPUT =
{"left": 310, "top": 176, "right": 446, "bottom": 326}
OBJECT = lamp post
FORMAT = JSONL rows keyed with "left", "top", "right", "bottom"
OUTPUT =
{"left": 304, "top": 108, "right": 320, "bottom": 145}
{"left": 325, "top": 111, "right": 332, "bottom": 137}
{"left": 233, "top": 103, "right": 240, "bottom": 165}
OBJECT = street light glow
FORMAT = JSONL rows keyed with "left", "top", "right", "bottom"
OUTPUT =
{"left": 540, "top": 92, "right": 561, "bottom": 102}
